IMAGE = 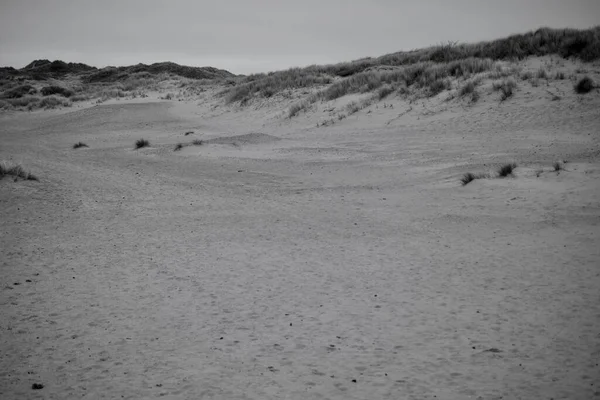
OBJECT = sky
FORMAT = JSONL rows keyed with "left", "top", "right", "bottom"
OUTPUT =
{"left": 0, "top": 0, "right": 599, "bottom": 75}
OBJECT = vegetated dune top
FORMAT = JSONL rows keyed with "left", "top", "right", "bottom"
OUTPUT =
{"left": 0, "top": 59, "right": 235, "bottom": 82}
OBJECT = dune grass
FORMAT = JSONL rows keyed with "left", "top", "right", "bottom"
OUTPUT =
{"left": 224, "top": 26, "right": 600, "bottom": 106}
{"left": 73, "top": 142, "right": 88, "bottom": 149}
{"left": 460, "top": 172, "right": 491, "bottom": 186}
{"left": 493, "top": 79, "right": 517, "bottom": 101}
{"left": 135, "top": 139, "right": 150, "bottom": 149}
{"left": 0, "top": 161, "right": 38, "bottom": 181}
{"left": 174, "top": 143, "right": 184, "bottom": 151}
{"left": 497, "top": 163, "right": 517, "bottom": 177}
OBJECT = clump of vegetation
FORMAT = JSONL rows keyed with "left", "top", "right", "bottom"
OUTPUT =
{"left": 553, "top": 71, "right": 566, "bottom": 80}
{"left": 497, "top": 163, "right": 517, "bottom": 177}
{"left": 460, "top": 172, "right": 490, "bottom": 186}
{"left": 520, "top": 71, "right": 533, "bottom": 81}
{"left": 536, "top": 67, "right": 548, "bottom": 79}
{"left": 135, "top": 139, "right": 150, "bottom": 149}
{"left": 0, "top": 161, "right": 38, "bottom": 181}
{"left": 553, "top": 161, "right": 563, "bottom": 171}
{"left": 192, "top": 139, "right": 204, "bottom": 146}
{"left": 174, "top": 143, "right": 184, "bottom": 151}
{"left": 40, "top": 85, "right": 73, "bottom": 97}
{"left": 184, "top": 131, "right": 194, "bottom": 136}
{"left": 458, "top": 78, "right": 482, "bottom": 102}
{"left": 224, "top": 26, "right": 600, "bottom": 104}
{"left": 493, "top": 79, "right": 517, "bottom": 101}
{"left": 37, "top": 95, "right": 72, "bottom": 109}
{"left": 73, "top": 142, "right": 88, "bottom": 149}
{"left": 2, "top": 84, "right": 37, "bottom": 98}
{"left": 574, "top": 76, "right": 594, "bottom": 94}
{"left": 377, "top": 84, "right": 395, "bottom": 100}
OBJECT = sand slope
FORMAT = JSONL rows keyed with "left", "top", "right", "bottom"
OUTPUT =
{"left": 1, "top": 74, "right": 600, "bottom": 400}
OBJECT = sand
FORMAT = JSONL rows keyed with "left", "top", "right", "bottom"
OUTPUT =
{"left": 1, "top": 61, "right": 600, "bottom": 399}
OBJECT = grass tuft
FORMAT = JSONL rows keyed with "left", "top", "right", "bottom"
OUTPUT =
{"left": 0, "top": 161, "right": 38, "bottom": 181}
{"left": 553, "top": 161, "right": 563, "bottom": 171}
{"left": 184, "top": 131, "right": 194, "bottom": 136}
{"left": 73, "top": 142, "right": 88, "bottom": 149}
{"left": 493, "top": 79, "right": 517, "bottom": 101}
{"left": 192, "top": 139, "right": 204, "bottom": 146}
{"left": 460, "top": 172, "right": 490, "bottom": 186}
{"left": 135, "top": 139, "right": 150, "bottom": 149}
{"left": 574, "top": 76, "right": 594, "bottom": 94}
{"left": 497, "top": 163, "right": 517, "bottom": 177}
{"left": 174, "top": 143, "right": 184, "bottom": 151}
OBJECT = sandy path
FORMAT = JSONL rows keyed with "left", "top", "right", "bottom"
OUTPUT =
{"left": 1, "top": 98, "right": 599, "bottom": 399}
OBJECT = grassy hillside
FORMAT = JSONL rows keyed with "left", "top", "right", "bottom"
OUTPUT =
{"left": 0, "top": 26, "right": 598, "bottom": 112}
{"left": 222, "top": 26, "right": 599, "bottom": 117}
{"left": 0, "top": 60, "right": 235, "bottom": 110}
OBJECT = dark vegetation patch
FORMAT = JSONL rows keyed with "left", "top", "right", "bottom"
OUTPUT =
{"left": 73, "top": 142, "right": 88, "bottom": 149}
{"left": 497, "top": 163, "right": 517, "bottom": 177}
{"left": 0, "top": 161, "right": 38, "bottom": 181}
{"left": 41, "top": 85, "right": 73, "bottom": 97}
{"left": 135, "top": 139, "right": 150, "bottom": 149}
{"left": 574, "top": 76, "right": 594, "bottom": 94}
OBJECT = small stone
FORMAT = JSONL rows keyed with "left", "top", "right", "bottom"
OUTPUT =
{"left": 32, "top": 383, "right": 44, "bottom": 390}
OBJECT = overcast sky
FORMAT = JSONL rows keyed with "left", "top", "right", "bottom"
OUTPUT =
{"left": 0, "top": 0, "right": 598, "bottom": 74}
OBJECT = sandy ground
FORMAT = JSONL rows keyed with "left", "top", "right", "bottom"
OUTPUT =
{"left": 1, "top": 72, "right": 600, "bottom": 400}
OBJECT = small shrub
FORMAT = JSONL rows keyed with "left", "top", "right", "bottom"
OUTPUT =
{"left": 536, "top": 67, "right": 548, "bottom": 79}
{"left": 184, "top": 131, "right": 194, "bottom": 136}
{"left": 0, "top": 161, "right": 38, "bottom": 181}
{"left": 346, "top": 101, "right": 361, "bottom": 115}
{"left": 493, "top": 79, "right": 517, "bottom": 101}
{"left": 497, "top": 162, "right": 517, "bottom": 177}
{"left": 428, "top": 78, "right": 451, "bottom": 96}
{"left": 553, "top": 71, "right": 566, "bottom": 80}
{"left": 41, "top": 85, "right": 73, "bottom": 97}
{"left": 470, "top": 90, "right": 480, "bottom": 103}
{"left": 73, "top": 142, "right": 88, "bottom": 149}
{"left": 174, "top": 143, "right": 183, "bottom": 151}
{"left": 520, "top": 71, "right": 533, "bottom": 81}
{"left": 460, "top": 172, "right": 490, "bottom": 186}
{"left": 288, "top": 99, "right": 311, "bottom": 118}
{"left": 3, "top": 85, "right": 37, "bottom": 98}
{"left": 135, "top": 139, "right": 150, "bottom": 149}
{"left": 377, "top": 84, "right": 394, "bottom": 100}
{"left": 574, "top": 76, "right": 594, "bottom": 94}
{"left": 38, "top": 95, "right": 72, "bottom": 109}
{"left": 553, "top": 161, "right": 563, "bottom": 171}
{"left": 6, "top": 95, "right": 40, "bottom": 108}
{"left": 71, "top": 94, "right": 90, "bottom": 102}
{"left": 459, "top": 79, "right": 480, "bottom": 97}
{"left": 192, "top": 139, "right": 203, "bottom": 146}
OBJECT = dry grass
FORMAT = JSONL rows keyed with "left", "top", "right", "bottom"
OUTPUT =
{"left": 73, "top": 142, "right": 88, "bottom": 149}
{"left": 460, "top": 172, "right": 490, "bottom": 186}
{"left": 497, "top": 163, "right": 517, "bottom": 177}
{"left": 226, "top": 26, "right": 600, "bottom": 105}
{"left": 135, "top": 139, "right": 150, "bottom": 149}
{"left": 493, "top": 79, "right": 517, "bottom": 101}
{"left": 0, "top": 161, "right": 38, "bottom": 181}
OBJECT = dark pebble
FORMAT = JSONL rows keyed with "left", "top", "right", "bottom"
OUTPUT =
{"left": 14, "top": 282, "right": 20, "bottom": 285}
{"left": 32, "top": 383, "right": 44, "bottom": 390}
{"left": 26, "top": 280, "right": 32, "bottom": 283}
{"left": 352, "top": 379, "right": 357, "bottom": 383}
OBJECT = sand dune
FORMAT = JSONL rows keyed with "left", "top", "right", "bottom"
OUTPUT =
{"left": 2, "top": 55, "right": 600, "bottom": 400}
